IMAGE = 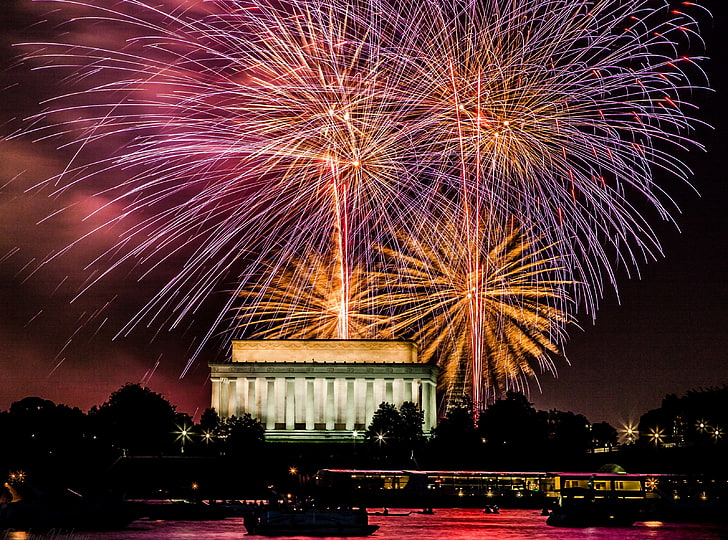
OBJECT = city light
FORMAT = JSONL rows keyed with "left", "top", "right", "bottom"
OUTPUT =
{"left": 621, "top": 424, "right": 639, "bottom": 444}
{"left": 175, "top": 424, "right": 194, "bottom": 454}
{"left": 647, "top": 427, "right": 665, "bottom": 447}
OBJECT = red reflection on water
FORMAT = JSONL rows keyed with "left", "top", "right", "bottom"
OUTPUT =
{"left": 13, "top": 508, "right": 727, "bottom": 539}
{"left": 365, "top": 508, "right": 724, "bottom": 540}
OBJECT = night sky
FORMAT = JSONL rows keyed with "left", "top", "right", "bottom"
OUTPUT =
{"left": 1, "top": 0, "right": 726, "bottom": 432}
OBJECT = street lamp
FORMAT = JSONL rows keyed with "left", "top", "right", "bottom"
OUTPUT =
{"left": 202, "top": 430, "right": 214, "bottom": 445}
{"left": 175, "top": 424, "right": 193, "bottom": 454}
{"left": 620, "top": 423, "right": 638, "bottom": 444}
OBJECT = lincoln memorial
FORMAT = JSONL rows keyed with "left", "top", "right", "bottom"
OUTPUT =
{"left": 209, "top": 340, "right": 438, "bottom": 441}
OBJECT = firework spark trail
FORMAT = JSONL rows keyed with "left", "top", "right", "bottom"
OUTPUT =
{"left": 234, "top": 210, "right": 573, "bottom": 409}
{"left": 330, "top": 158, "right": 352, "bottom": 339}
{"left": 7, "top": 0, "right": 708, "bottom": 395}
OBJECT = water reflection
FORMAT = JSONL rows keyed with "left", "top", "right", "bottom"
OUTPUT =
{"left": 2, "top": 509, "right": 727, "bottom": 539}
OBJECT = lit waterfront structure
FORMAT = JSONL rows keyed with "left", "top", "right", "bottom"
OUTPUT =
{"left": 314, "top": 469, "right": 693, "bottom": 507}
{"left": 209, "top": 340, "right": 438, "bottom": 441}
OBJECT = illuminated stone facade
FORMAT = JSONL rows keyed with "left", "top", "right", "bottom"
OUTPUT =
{"left": 209, "top": 340, "right": 438, "bottom": 441}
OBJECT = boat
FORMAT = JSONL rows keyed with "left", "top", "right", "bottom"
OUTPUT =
{"left": 545, "top": 488, "right": 640, "bottom": 528}
{"left": 368, "top": 508, "right": 412, "bottom": 516}
{"left": 244, "top": 507, "right": 379, "bottom": 536}
{"left": 546, "top": 503, "right": 639, "bottom": 527}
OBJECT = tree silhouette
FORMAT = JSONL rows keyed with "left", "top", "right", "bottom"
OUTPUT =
{"left": 366, "top": 402, "right": 401, "bottom": 448}
{"left": 199, "top": 408, "right": 221, "bottom": 433}
{"left": 2, "top": 397, "right": 87, "bottom": 464}
{"left": 431, "top": 399, "right": 481, "bottom": 464}
{"left": 591, "top": 421, "right": 618, "bottom": 449}
{"left": 89, "top": 383, "right": 177, "bottom": 456}
{"left": 365, "top": 402, "right": 424, "bottom": 464}
{"left": 478, "top": 392, "right": 547, "bottom": 450}
{"left": 546, "top": 410, "right": 593, "bottom": 453}
{"left": 638, "top": 386, "right": 728, "bottom": 447}
{"left": 216, "top": 413, "right": 265, "bottom": 455}
{"left": 399, "top": 402, "right": 425, "bottom": 451}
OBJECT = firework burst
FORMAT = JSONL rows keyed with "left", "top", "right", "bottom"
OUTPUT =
{"left": 385, "top": 0, "right": 708, "bottom": 314}
{"left": 371, "top": 214, "right": 574, "bottom": 408}
{"left": 6, "top": 0, "right": 709, "bottom": 399}
{"left": 235, "top": 246, "right": 382, "bottom": 340}
{"left": 12, "top": 0, "right": 438, "bottom": 370}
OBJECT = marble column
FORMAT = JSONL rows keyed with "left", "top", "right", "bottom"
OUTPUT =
{"left": 346, "top": 379, "right": 355, "bottom": 430}
{"left": 403, "top": 378, "right": 413, "bottom": 403}
{"left": 274, "top": 377, "right": 285, "bottom": 427}
{"left": 238, "top": 377, "right": 249, "bottom": 417}
{"left": 247, "top": 378, "right": 257, "bottom": 419}
{"left": 245, "top": 378, "right": 255, "bottom": 418}
{"left": 365, "top": 379, "right": 374, "bottom": 425}
{"left": 325, "top": 379, "right": 335, "bottom": 430}
{"left": 305, "top": 378, "right": 315, "bottom": 429}
{"left": 286, "top": 378, "right": 296, "bottom": 430}
{"left": 373, "top": 378, "right": 385, "bottom": 406}
{"left": 294, "top": 378, "right": 305, "bottom": 428}
{"left": 228, "top": 378, "right": 238, "bottom": 417}
{"left": 354, "top": 378, "right": 366, "bottom": 426}
{"left": 266, "top": 379, "right": 276, "bottom": 429}
{"left": 211, "top": 378, "right": 220, "bottom": 413}
{"left": 423, "top": 380, "right": 436, "bottom": 430}
{"left": 220, "top": 378, "right": 229, "bottom": 417}
{"left": 393, "top": 378, "right": 403, "bottom": 405}
{"left": 314, "top": 378, "right": 325, "bottom": 426}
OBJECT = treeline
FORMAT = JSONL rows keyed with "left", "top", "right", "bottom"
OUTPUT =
{"left": 363, "top": 393, "right": 617, "bottom": 469}
{"left": 638, "top": 386, "right": 728, "bottom": 447}
{"left": 1, "top": 384, "right": 726, "bottom": 497}
{"left": 0, "top": 384, "right": 269, "bottom": 498}
{"left": 0, "top": 384, "right": 265, "bottom": 464}
{"left": 0, "top": 386, "right": 615, "bottom": 469}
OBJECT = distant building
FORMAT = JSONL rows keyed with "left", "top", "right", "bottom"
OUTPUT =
{"left": 209, "top": 340, "right": 438, "bottom": 441}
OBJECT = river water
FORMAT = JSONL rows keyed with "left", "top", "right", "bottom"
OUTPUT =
{"left": 3, "top": 509, "right": 727, "bottom": 539}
